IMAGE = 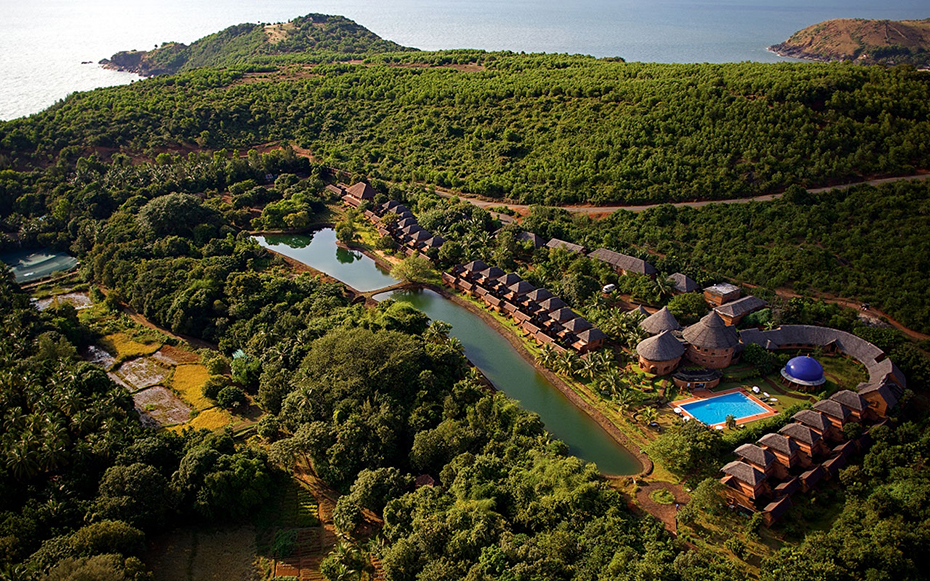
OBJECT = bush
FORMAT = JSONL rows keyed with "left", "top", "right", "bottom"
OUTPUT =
{"left": 202, "top": 375, "right": 231, "bottom": 400}
{"left": 257, "top": 415, "right": 279, "bottom": 441}
{"left": 70, "top": 521, "right": 144, "bottom": 558}
{"left": 201, "top": 351, "right": 229, "bottom": 375}
{"left": 332, "top": 496, "right": 362, "bottom": 536}
{"left": 216, "top": 385, "right": 247, "bottom": 409}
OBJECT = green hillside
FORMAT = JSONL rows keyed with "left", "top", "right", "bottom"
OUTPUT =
{"left": 99, "top": 14, "right": 414, "bottom": 76}
{"left": 4, "top": 54, "right": 929, "bottom": 205}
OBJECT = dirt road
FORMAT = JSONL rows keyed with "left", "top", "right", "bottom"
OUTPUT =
{"left": 434, "top": 172, "right": 930, "bottom": 216}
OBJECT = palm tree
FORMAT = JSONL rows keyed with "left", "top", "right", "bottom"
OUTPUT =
{"left": 580, "top": 355, "right": 600, "bottom": 383}
{"left": 636, "top": 406, "right": 659, "bottom": 427}
{"left": 655, "top": 276, "right": 676, "bottom": 300}
{"left": 536, "top": 344, "right": 556, "bottom": 370}
{"left": 613, "top": 390, "right": 635, "bottom": 418}
{"left": 597, "top": 367, "right": 625, "bottom": 399}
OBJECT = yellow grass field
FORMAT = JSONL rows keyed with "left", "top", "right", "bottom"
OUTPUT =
{"left": 170, "top": 408, "right": 232, "bottom": 433}
{"left": 100, "top": 332, "right": 161, "bottom": 360}
{"left": 170, "top": 364, "right": 213, "bottom": 411}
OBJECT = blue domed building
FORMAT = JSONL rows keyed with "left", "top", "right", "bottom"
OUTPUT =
{"left": 780, "top": 356, "right": 826, "bottom": 391}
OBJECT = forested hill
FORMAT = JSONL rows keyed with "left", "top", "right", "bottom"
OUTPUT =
{"left": 3, "top": 53, "right": 928, "bottom": 205}
{"left": 770, "top": 18, "right": 930, "bottom": 67}
{"left": 99, "top": 14, "right": 415, "bottom": 77}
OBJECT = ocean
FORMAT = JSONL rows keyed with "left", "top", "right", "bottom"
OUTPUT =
{"left": 1, "top": 0, "right": 926, "bottom": 121}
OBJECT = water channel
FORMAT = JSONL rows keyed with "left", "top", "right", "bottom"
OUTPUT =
{"left": 255, "top": 229, "right": 396, "bottom": 292}
{"left": 255, "top": 229, "right": 642, "bottom": 475}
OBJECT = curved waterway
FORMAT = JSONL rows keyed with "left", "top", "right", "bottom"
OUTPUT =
{"left": 255, "top": 231, "right": 641, "bottom": 475}
{"left": 255, "top": 229, "right": 396, "bottom": 292}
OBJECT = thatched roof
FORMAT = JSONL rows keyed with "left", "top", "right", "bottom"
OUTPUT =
{"left": 563, "top": 317, "right": 593, "bottom": 333}
{"left": 628, "top": 305, "right": 650, "bottom": 317}
{"left": 549, "top": 308, "right": 578, "bottom": 323}
{"left": 779, "top": 423, "right": 821, "bottom": 447}
{"left": 738, "top": 325, "right": 906, "bottom": 394}
{"left": 858, "top": 380, "right": 900, "bottom": 409}
{"left": 812, "top": 399, "right": 851, "bottom": 422}
{"left": 497, "top": 273, "right": 522, "bottom": 287}
{"left": 715, "top": 295, "right": 767, "bottom": 318}
{"left": 670, "top": 273, "right": 699, "bottom": 293}
{"left": 578, "top": 328, "right": 607, "bottom": 342}
{"left": 422, "top": 236, "right": 445, "bottom": 249}
{"left": 734, "top": 443, "right": 777, "bottom": 469}
{"left": 830, "top": 390, "right": 867, "bottom": 412}
{"left": 401, "top": 224, "right": 424, "bottom": 235}
{"left": 518, "top": 231, "right": 546, "bottom": 248}
{"left": 347, "top": 182, "right": 377, "bottom": 200}
{"left": 588, "top": 248, "right": 657, "bottom": 275}
{"left": 539, "top": 297, "right": 567, "bottom": 312}
{"left": 792, "top": 410, "right": 831, "bottom": 432}
{"left": 462, "top": 260, "right": 489, "bottom": 272}
{"left": 526, "top": 288, "right": 554, "bottom": 302}
{"left": 721, "top": 460, "right": 766, "bottom": 487}
{"left": 546, "top": 238, "right": 586, "bottom": 254}
{"left": 640, "top": 307, "right": 682, "bottom": 335}
{"left": 636, "top": 330, "right": 685, "bottom": 362}
{"left": 763, "top": 496, "right": 793, "bottom": 522}
{"left": 479, "top": 267, "right": 505, "bottom": 280}
{"left": 508, "top": 281, "right": 535, "bottom": 296}
{"left": 704, "top": 282, "right": 740, "bottom": 297}
{"left": 682, "top": 311, "right": 740, "bottom": 350}
{"left": 396, "top": 217, "right": 418, "bottom": 229}
{"left": 758, "top": 433, "right": 800, "bottom": 456}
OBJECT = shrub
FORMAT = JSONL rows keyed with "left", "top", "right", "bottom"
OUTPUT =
{"left": 216, "top": 385, "right": 247, "bottom": 409}
{"left": 202, "top": 375, "right": 231, "bottom": 400}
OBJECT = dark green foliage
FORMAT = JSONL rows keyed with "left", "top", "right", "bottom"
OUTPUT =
{"left": 5, "top": 54, "right": 929, "bottom": 209}
{"left": 762, "top": 422, "right": 930, "bottom": 580}
{"left": 666, "top": 292, "right": 708, "bottom": 325}
{"left": 523, "top": 179, "right": 930, "bottom": 334}
{"left": 93, "top": 464, "right": 172, "bottom": 530}
{"left": 69, "top": 521, "right": 145, "bottom": 558}
{"left": 742, "top": 343, "right": 782, "bottom": 375}
{"left": 647, "top": 420, "right": 723, "bottom": 478}
{"left": 136, "top": 192, "right": 220, "bottom": 239}
{"left": 202, "top": 375, "right": 231, "bottom": 400}
{"left": 216, "top": 385, "right": 248, "bottom": 409}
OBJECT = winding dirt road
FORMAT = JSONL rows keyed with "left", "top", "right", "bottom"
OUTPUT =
{"left": 435, "top": 172, "right": 930, "bottom": 216}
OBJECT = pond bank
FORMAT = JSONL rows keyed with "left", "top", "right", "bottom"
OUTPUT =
{"left": 431, "top": 284, "right": 651, "bottom": 478}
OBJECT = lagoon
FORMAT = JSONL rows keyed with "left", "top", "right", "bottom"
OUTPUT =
{"left": 254, "top": 229, "right": 396, "bottom": 292}
{"left": 258, "top": 232, "right": 641, "bottom": 475}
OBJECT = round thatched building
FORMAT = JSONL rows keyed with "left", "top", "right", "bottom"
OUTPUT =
{"left": 682, "top": 311, "right": 741, "bottom": 368}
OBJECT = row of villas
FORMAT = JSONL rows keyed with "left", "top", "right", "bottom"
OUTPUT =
{"left": 338, "top": 183, "right": 447, "bottom": 256}
{"left": 444, "top": 260, "right": 607, "bottom": 353}
{"left": 337, "top": 185, "right": 909, "bottom": 527}
{"left": 720, "top": 387, "right": 896, "bottom": 525}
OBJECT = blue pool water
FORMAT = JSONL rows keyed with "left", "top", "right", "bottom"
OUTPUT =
{"left": 679, "top": 391, "right": 769, "bottom": 425}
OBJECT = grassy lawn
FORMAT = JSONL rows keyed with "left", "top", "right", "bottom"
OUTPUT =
{"left": 820, "top": 354, "right": 868, "bottom": 391}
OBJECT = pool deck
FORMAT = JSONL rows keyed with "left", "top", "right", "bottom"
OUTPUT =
{"left": 671, "top": 387, "right": 778, "bottom": 427}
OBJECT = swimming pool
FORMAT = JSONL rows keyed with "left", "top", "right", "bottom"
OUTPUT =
{"left": 678, "top": 391, "right": 773, "bottom": 426}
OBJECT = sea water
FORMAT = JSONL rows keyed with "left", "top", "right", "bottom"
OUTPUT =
{"left": 1, "top": 0, "right": 926, "bottom": 120}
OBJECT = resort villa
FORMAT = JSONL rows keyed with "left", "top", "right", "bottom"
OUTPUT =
{"left": 342, "top": 190, "right": 907, "bottom": 526}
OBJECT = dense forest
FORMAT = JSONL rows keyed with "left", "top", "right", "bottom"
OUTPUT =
{"left": 513, "top": 179, "right": 930, "bottom": 335}
{"left": 1, "top": 13, "right": 929, "bottom": 580}
{"left": 0, "top": 149, "right": 749, "bottom": 579}
{"left": 3, "top": 34, "right": 929, "bottom": 205}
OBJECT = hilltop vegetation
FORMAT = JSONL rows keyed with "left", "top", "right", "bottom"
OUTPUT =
{"left": 3, "top": 53, "right": 930, "bottom": 205}
{"left": 100, "top": 14, "right": 414, "bottom": 77}
{"left": 771, "top": 18, "right": 930, "bottom": 67}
